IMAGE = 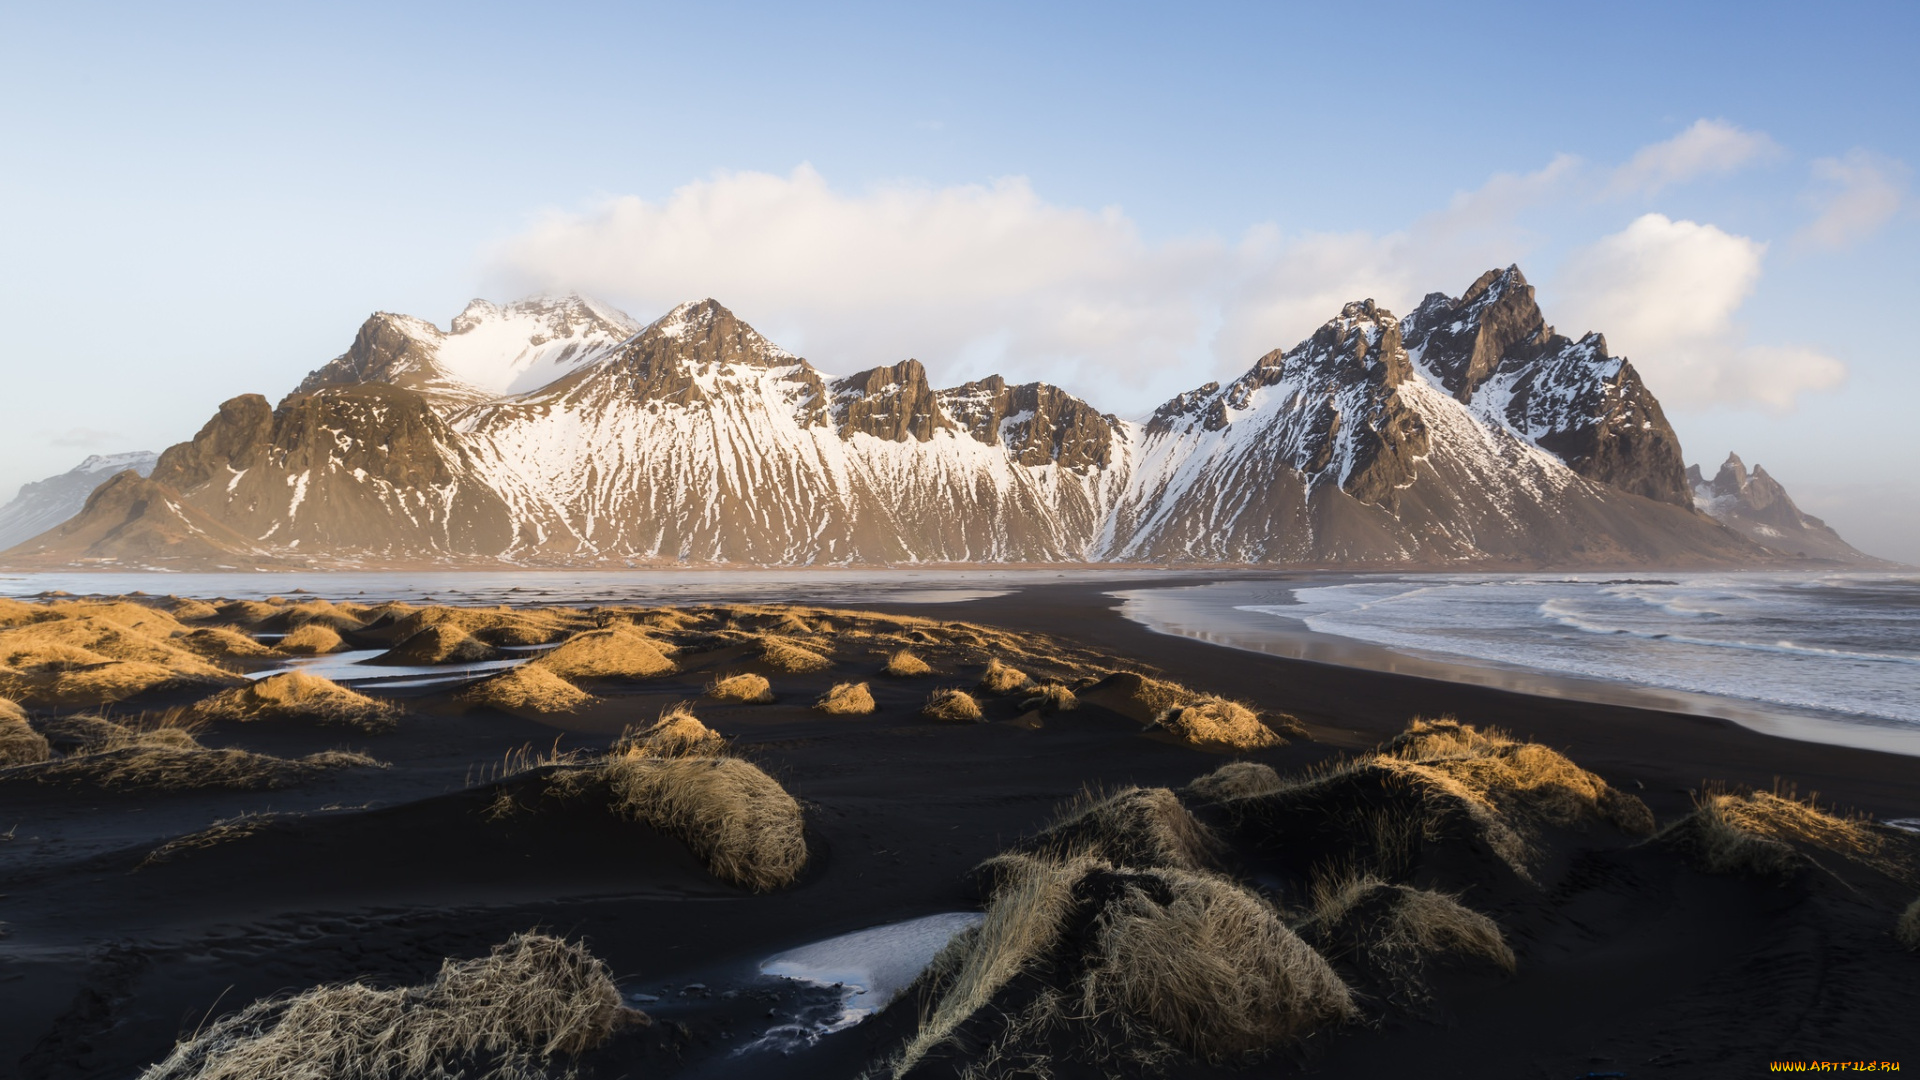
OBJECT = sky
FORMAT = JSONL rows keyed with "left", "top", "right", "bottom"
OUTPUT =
{"left": 2, "top": 1, "right": 1915, "bottom": 560}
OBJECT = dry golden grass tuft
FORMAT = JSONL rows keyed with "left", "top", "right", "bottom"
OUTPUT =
{"left": 376, "top": 623, "right": 499, "bottom": 665}
{"left": 0, "top": 610, "right": 240, "bottom": 707}
{"left": 1080, "top": 865, "right": 1357, "bottom": 1062}
{"left": 278, "top": 624, "right": 345, "bottom": 655}
{"left": 1657, "top": 784, "right": 1908, "bottom": 882}
{"left": 0, "top": 696, "right": 50, "bottom": 766}
{"left": 604, "top": 755, "right": 807, "bottom": 892}
{"left": 611, "top": 704, "right": 726, "bottom": 759}
{"left": 278, "top": 600, "right": 367, "bottom": 634}
{"left": 706, "top": 672, "right": 775, "bottom": 704}
{"left": 195, "top": 672, "right": 403, "bottom": 732}
{"left": 167, "top": 598, "right": 221, "bottom": 621}
{"left": 535, "top": 626, "right": 674, "bottom": 680}
{"left": 43, "top": 600, "right": 188, "bottom": 636}
{"left": 977, "top": 657, "right": 1031, "bottom": 695}
{"left": 1083, "top": 671, "right": 1194, "bottom": 721}
{"left": 139, "top": 812, "right": 283, "bottom": 868}
{"left": 1187, "top": 761, "right": 1284, "bottom": 802}
{"left": 1215, "top": 719, "right": 1654, "bottom": 883}
{"left": 890, "top": 852, "right": 1093, "bottom": 1078}
{"left": 6, "top": 711, "right": 382, "bottom": 791}
{"left": 772, "top": 612, "right": 817, "bottom": 636}
{"left": 814, "top": 681, "right": 875, "bottom": 715}
{"left": 180, "top": 627, "right": 278, "bottom": 660}
{"left": 639, "top": 609, "right": 703, "bottom": 632}
{"left": 759, "top": 638, "right": 832, "bottom": 674}
{"left": 393, "top": 605, "right": 588, "bottom": 647}
{"left": 1155, "top": 696, "right": 1281, "bottom": 751}
{"left": 215, "top": 600, "right": 280, "bottom": 625}
{"left": 1019, "top": 682, "right": 1078, "bottom": 713}
{"left": 893, "top": 854, "right": 1353, "bottom": 1075}
{"left": 1305, "top": 870, "right": 1515, "bottom": 979}
{"left": 356, "top": 600, "right": 419, "bottom": 625}
{"left": 882, "top": 649, "right": 933, "bottom": 677}
{"left": 1899, "top": 899, "right": 1920, "bottom": 951}
{"left": 1380, "top": 718, "right": 1655, "bottom": 837}
{"left": 923, "top": 687, "right": 983, "bottom": 722}
{"left": 1016, "top": 786, "right": 1217, "bottom": 872}
{"left": 137, "top": 932, "right": 641, "bottom": 1080}
{"left": 461, "top": 665, "right": 591, "bottom": 715}
{"left": 0, "top": 598, "right": 42, "bottom": 626}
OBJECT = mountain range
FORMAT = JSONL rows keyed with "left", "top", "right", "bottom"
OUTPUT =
{"left": 0, "top": 267, "right": 1884, "bottom": 569}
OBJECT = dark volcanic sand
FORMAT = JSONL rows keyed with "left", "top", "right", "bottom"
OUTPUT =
{"left": 3, "top": 578, "right": 1917, "bottom": 1078}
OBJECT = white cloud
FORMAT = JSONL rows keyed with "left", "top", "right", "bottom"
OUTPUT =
{"left": 1795, "top": 149, "right": 1909, "bottom": 249}
{"left": 492, "top": 158, "right": 1839, "bottom": 416}
{"left": 1605, "top": 119, "right": 1781, "bottom": 198}
{"left": 492, "top": 165, "right": 1229, "bottom": 405}
{"left": 1214, "top": 156, "right": 1580, "bottom": 364}
{"left": 1552, "top": 214, "right": 1844, "bottom": 409}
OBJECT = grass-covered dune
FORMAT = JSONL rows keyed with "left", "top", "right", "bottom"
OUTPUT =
{"left": 0, "top": 585, "right": 1914, "bottom": 1079}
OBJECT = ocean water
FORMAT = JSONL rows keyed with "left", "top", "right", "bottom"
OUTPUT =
{"left": 1120, "top": 572, "right": 1920, "bottom": 755}
{"left": 0, "top": 568, "right": 1112, "bottom": 606}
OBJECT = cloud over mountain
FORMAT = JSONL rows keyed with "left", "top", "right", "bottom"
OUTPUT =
{"left": 1555, "top": 214, "right": 1844, "bottom": 410}
{"left": 490, "top": 125, "right": 1844, "bottom": 416}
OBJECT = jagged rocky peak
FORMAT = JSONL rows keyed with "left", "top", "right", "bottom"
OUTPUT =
{"left": 1146, "top": 382, "right": 1220, "bottom": 437}
{"left": 1697, "top": 452, "right": 1791, "bottom": 512}
{"left": 1688, "top": 452, "right": 1880, "bottom": 564}
{"left": 1402, "top": 266, "right": 1691, "bottom": 508}
{"left": 578, "top": 298, "right": 826, "bottom": 415}
{"left": 1402, "top": 266, "right": 1552, "bottom": 402}
{"left": 643, "top": 299, "right": 795, "bottom": 368}
{"left": 1147, "top": 295, "right": 1430, "bottom": 509}
{"left": 937, "top": 376, "right": 1119, "bottom": 469}
{"left": 832, "top": 360, "right": 953, "bottom": 443}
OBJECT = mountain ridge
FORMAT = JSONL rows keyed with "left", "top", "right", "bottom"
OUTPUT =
{"left": 2, "top": 269, "right": 1872, "bottom": 570}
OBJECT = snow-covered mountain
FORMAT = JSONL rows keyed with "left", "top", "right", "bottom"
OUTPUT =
{"left": 5, "top": 270, "right": 1807, "bottom": 569}
{"left": 297, "top": 296, "right": 641, "bottom": 407}
{"left": 1688, "top": 453, "right": 1884, "bottom": 564}
{"left": 0, "top": 451, "right": 159, "bottom": 550}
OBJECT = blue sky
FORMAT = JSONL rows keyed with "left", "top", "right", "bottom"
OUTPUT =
{"left": 3, "top": 1, "right": 1916, "bottom": 558}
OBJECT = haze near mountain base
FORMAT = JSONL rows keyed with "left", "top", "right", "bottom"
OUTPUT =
{"left": 0, "top": 268, "right": 1883, "bottom": 570}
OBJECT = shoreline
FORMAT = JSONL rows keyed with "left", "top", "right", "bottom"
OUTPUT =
{"left": 882, "top": 577, "right": 1920, "bottom": 820}
{"left": 6, "top": 565, "right": 1911, "bottom": 759}
{"left": 1117, "top": 576, "right": 1920, "bottom": 759}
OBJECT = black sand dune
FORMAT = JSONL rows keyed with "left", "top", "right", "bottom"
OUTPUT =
{"left": 2, "top": 581, "right": 1916, "bottom": 1078}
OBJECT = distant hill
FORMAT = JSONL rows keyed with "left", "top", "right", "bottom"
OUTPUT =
{"left": 0, "top": 451, "right": 157, "bottom": 551}
{"left": 1688, "top": 453, "right": 1887, "bottom": 565}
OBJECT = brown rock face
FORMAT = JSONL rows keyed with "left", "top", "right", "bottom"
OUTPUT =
{"left": 1405, "top": 268, "right": 1551, "bottom": 402}
{"left": 833, "top": 360, "right": 954, "bottom": 442}
{"left": 150, "top": 394, "right": 275, "bottom": 491}
{"left": 297, "top": 313, "right": 443, "bottom": 399}
{"left": 0, "top": 470, "right": 265, "bottom": 566}
{"left": 939, "top": 376, "right": 1118, "bottom": 468}
{"left": 1402, "top": 267, "right": 1692, "bottom": 507}
{"left": 147, "top": 382, "right": 518, "bottom": 556}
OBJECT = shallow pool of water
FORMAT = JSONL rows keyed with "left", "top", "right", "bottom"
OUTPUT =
{"left": 743, "top": 911, "right": 984, "bottom": 1053}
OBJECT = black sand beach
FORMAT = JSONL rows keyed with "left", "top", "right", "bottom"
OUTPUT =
{"left": 2, "top": 578, "right": 1916, "bottom": 1078}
